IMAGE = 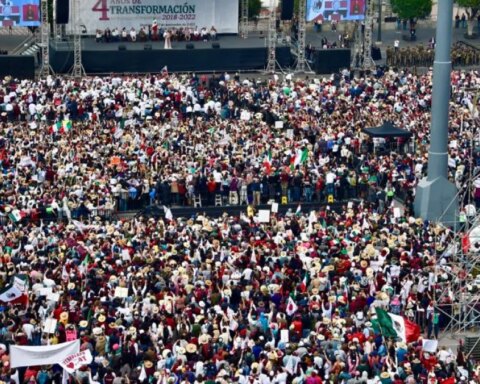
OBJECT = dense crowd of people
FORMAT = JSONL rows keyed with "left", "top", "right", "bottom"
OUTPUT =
{"left": 0, "top": 68, "right": 479, "bottom": 216}
{"left": 0, "top": 67, "right": 479, "bottom": 383}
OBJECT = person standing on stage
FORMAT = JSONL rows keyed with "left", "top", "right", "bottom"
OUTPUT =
{"left": 164, "top": 30, "right": 172, "bottom": 49}
{"left": 152, "top": 19, "right": 158, "bottom": 41}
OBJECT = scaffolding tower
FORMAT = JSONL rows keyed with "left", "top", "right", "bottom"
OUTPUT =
{"left": 239, "top": 0, "right": 249, "bottom": 38}
{"left": 38, "top": 0, "right": 52, "bottom": 79}
{"left": 69, "top": 0, "right": 86, "bottom": 78}
{"left": 351, "top": 0, "right": 375, "bottom": 70}
{"left": 53, "top": 0, "right": 63, "bottom": 40}
{"left": 432, "top": 153, "right": 480, "bottom": 357}
{"left": 265, "top": 0, "right": 278, "bottom": 73}
{"left": 294, "top": 0, "right": 312, "bottom": 73}
{"left": 435, "top": 179, "right": 480, "bottom": 326}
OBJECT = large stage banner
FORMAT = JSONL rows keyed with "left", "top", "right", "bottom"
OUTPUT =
{"left": 306, "top": 0, "right": 365, "bottom": 22}
{"left": 71, "top": 0, "right": 239, "bottom": 34}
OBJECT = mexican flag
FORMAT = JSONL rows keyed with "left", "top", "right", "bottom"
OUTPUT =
{"left": 50, "top": 120, "right": 72, "bottom": 134}
{"left": 294, "top": 148, "right": 309, "bottom": 167}
{"left": 50, "top": 121, "right": 62, "bottom": 134}
{"left": 62, "top": 120, "right": 73, "bottom": 131}
{"left": 299, "top": 274, "right": 308, "bottom": 293}
{"left": 8, "top": 209, "right": 25, "bottom": 223}
{"left": 375, "top": 308, "right": 420, "bottom": 343}
{"left": 295, "top": 204, "right": 302, "bottom": 216}
{"left": 0, "top": 275, "right": 29, "bottom": 306}
{"left": 78, "top": 254, "right": 90, "bottom": 276}
{"left": 263, "top": 149, "right": 272, "bottom": 175}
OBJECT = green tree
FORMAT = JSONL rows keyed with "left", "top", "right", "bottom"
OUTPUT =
{"left": 248, "top": 0, "right": 262, "bottom": 20}
{"left": 456, "top": 0, "right": 480, "bottom": 36}
{"left": 391, "top": 0, "right": 433, "bottom": 20}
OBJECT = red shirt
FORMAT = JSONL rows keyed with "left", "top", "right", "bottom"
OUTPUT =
{"left": 207, "top": 180, "right": 217, "bottom": 193}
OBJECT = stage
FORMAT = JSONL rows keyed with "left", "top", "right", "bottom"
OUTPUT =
{"left": 49, "top": 34, "right": 293, "bottom": 74}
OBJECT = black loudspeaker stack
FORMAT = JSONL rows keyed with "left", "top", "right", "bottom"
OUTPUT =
{"left": 212, "top": 43, "right": 220, "bottom": 49}
{"left": 281, "top": 0, "right": 294, "bottom": 20}
{"left": 314, "top": 49, "right": 351, "bottom": 74}
{"left": 118, "top": 45, "right": 126, "bottom": 51}
{"left": 56, "top": 0, "right": 69, "bottom": 24}
{"left": 371, "top": 47, "right": 382, "bottom": 61}
{"left": 186, "top": 43, "right": 194, "bottom": 49}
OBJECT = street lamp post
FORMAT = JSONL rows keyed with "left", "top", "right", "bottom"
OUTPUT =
{"left": 377, "top": 0, "right": 382, "bottom": 42}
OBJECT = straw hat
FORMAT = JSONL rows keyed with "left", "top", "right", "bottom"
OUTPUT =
{"left": 128, "top": 326, "right": 137, "bottom": 335}
{"left": 162, "top": 349, "right": 172, "bottom": 358}
{"left": 97, "top": 315, "right": 106, "bottom": 323}
{"left": 59, "top": 312, "right": 69, "bottom": 324}
{"left": 67, "top": 283, "right": 75, "bottom": 290}
{"left": 79, "top": 320, "right": 88, "bottom": 328}
{"left": 412, "top": 358, "right": 421, "bottom": 364}
{"left": 198, "top": 334, "right": 210, "bottom": 345}
{"left": 380, "top": 372, "right": 391, "bottom": 379}
{"left": 186, "top": 343, "right": 197, "bottom": 353}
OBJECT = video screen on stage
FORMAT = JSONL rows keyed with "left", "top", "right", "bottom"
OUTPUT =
{"left": 0, "top": 0, "right": 41, "bottom": 27}
{"left": 306, "top": 0, "right": 365, "bottom": 22}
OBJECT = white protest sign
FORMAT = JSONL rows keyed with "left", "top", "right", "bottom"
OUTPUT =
{"left": 422, "top": 339, "right": 438, "bottom": 353}
{"left": 43, "top": 318, "right": 57, "bottom": 334}
{"left": 271, "top": 202, "right": 279, "bottom": 213}
{"left": 258, "top": 210, "right": 271, "bottom": 223}
{"left": 393, "top": 207, "right": 401, "bottom": 218}
{"left": 60, "top": 349, "right": 93, "bottom": 374}
{"left": 47, "top": 293, "right": 60, "bottom": 302}
{"left": 38, "top": 287, "right": 53, "bottom": 297}
{"left": 280, "top": 329, "right": 289, "bottom": 343}
{"left": 114, "top": 287, "right": 129, "bottom": 298}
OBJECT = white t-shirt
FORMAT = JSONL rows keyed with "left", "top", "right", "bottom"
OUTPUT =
{"left": 326, "top": 172, "right": 336, "bottom": 184}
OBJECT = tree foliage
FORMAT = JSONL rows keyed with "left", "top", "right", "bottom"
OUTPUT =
{"left": 248, "top": 0, "right": 262, "bottom": 20}
{"left": 391, "top": 0, "right": 433, "bottom": 20}
{"left": 456, "top": 0, "right": 480, "bottom": 20}
{"left": 239, "top": 0, "right": 261, "bottom": 20}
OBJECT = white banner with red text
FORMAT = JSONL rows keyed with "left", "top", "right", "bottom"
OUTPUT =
{"left": 10, "top": 340, "right": 80, "bottom": 369}
{"left": 68, "top": 0, "right": 239, "bottom": 34}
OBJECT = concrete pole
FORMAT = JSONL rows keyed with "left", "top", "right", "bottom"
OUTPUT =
{"left": 427, "top": 0, "right": 452, "bottom": 180}
{"left": 414, "top": 0, "right": 458, "bottom": 225}
{"left": 377, "top": 0, "right": 382, "bottom": 42}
